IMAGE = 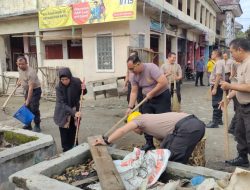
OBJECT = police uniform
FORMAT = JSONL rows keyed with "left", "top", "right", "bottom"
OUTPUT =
{"left": 226, "top": 55, "right": 250, "bottom": 167}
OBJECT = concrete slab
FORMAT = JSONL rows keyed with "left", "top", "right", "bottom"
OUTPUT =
{"left": 10, "top": 145, "right": 231, "bottom": 190}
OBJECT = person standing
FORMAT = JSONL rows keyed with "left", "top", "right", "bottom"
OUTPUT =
{"left": 195, "top": 56, "right": 205, "bottom": 86}
{"left": 54, "top": 68, "right": 87, "bottom": 152}
{"left": 206, "top": 57, "right": 215, "bottom": 86}
{"left": 126, "top": 54, "right": 171, "bottom": 151}
{"left": 220, "top": 38, "right": 250, "bottom": 167}
{"left": 16, "top": 56, "right": 42, "bottom": 132}
{"left": 161, "top": 52, "right": 182, "bottom": 103}
{"left": 228, "top": 62, "right": 240, "bottom": 135}
{"left": 206, "top": 50, "right": 225, "bottom": 128}
{"left": 124, "top": 51, "right": 143, "bottom": 111}
{"left": 94, "top": 112, "right": 205, "bottom": 164}
{"left": 223, "top": 52, "right": 234, "bottom": 82}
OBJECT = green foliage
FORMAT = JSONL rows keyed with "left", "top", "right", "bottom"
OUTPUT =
{"left": 245, "top": 26, "right": 250, "bottom": 39}
{"left": 4, "top": 131, "right": 38, "bottom": 145}
{"left": 236, "top": 30, "right": 246, "bottom": 38}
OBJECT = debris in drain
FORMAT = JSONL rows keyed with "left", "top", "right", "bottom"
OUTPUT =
{"left": 52, "top": 159, "right": 100, "bottom": 189}
{"left": 0, "top": 139, "right": 16, "bottom": 151}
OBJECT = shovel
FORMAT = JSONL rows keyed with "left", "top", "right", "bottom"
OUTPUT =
{"left": 104, "top": 97, "right": 148, "bottom": 137}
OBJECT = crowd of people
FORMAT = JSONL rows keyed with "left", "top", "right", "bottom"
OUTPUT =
{"left": 16, "top": 37, "right": 250, "bottom": 167}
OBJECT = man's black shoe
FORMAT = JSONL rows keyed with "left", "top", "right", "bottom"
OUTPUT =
{"left": 206, "top": 121, "right": 219, "bottom": 128}
{"left": 225, "top": 156, "right": 249, "bottom": 167}
{"left": 141, "top": 143, "right": 156, "bottom": 152}
{"left": 201, "top": 84, "right": 205, "bottom": 86}
{"left": 23, "top": 125, "right": 32, "bottom": 130}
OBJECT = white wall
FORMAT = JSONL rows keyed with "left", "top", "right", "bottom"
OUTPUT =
{"left": 0, "top": 17, "right": 38, "bottom": 35}
{"left": 43, "top": 59, "right": 84, "bottom": 79}
{"left": 129, "top": 9, "right": 151, "bottom": 49}
{"left": 82, "top": 21, "right": 130, "bottom": 82}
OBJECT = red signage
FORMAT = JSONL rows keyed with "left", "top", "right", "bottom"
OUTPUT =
{"left": 72, "top": 2, "right": 91, "bottom": 25}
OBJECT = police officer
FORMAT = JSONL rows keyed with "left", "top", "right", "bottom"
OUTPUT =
{"left": 94, "top": 111, "right": 205, "bottom": 164}
{"left": 126, "top": 55, "right": 171, "bottom": 151}
{"left": 220, "top": 38, "right": 250, "bottom": 167}
{"left": 206, "top": 50, "right": 225, "bottom": 128}
{"left": 161, "top": 52, "right": 183, "bottom": 103}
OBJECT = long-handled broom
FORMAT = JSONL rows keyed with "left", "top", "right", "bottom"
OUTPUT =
{"left": 74, "top": 78, "right": 85, "bottom": 146}
{"left": 104, "top": 97, "right": 148, "bottom": 137}
{"left": 172, "top": 64, "right": 180, "bottom": 112}
{"left": 223, "top": 90, "right": 230, "bottom": 159}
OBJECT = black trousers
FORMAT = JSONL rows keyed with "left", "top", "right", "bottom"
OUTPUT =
{"left": 127, "top": 82, "right": 143, "bottom": 112}
{"left": 170, "top": 81, "right": 181, "bottom": 103}
{"left": 225, "top": 72, "right": 231, "bottom": 83}
{"left": 160, "top": 115, "right": 205, "bottom": 164}
{"left": 211, "top": 85, "right": 223, "bottom": 123}
{"left": 142, "top": 89, "right": 171, "bottom": 144}
{"left": 195, "top": 71, "right": 204, "bottom": 86}
{"left": 59, "top": 117, "right": 78, "bottom": 152}
{"left": 235, "top": 103, "right": 250, "bottom": 156}
{"left": 25, "top": 87, "right": 42, "bottom": 126}
{"left": 229, "top": 97, "right": 240, "bottom": 133}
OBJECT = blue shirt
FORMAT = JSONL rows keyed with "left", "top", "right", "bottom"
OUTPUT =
{"left": 196, "top": 59, "right": 205, "bottom": 72}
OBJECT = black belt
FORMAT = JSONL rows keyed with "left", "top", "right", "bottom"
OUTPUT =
{"left": 26, "top": 87, "right": 41, "bottom": 92}
{"left": 143, "top": 89, "right": 169, "bottom": 99}
{"left": 240, "top": 103, "right": 250, "bottom": 108}
{"left": 175, "top": 115, "right": 196, "bottom": 130}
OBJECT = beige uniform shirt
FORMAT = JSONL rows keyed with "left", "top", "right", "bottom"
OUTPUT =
{"left": 209, "top": 59, "right": 225, "bottom": 85}
{"left": 224, "top": 59, "right": 234, "bottom": 73}
{"left": 133, "top": 112, "right": 190, "bottom": 141}
{"left": 18, "top": 66, "right": 41, "bottom": 91}
{"left": 160, "top": 61, "right": 182, "bottom": 83}
{"left": 236, "top": 56, "right": 250, "bottom": 105}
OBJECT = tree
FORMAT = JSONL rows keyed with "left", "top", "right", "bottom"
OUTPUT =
{"left": 236, "top": 30, "right": 246, "bottom": 38}
{"left": 245, "top": 26, "right": 250, "bottom": 39}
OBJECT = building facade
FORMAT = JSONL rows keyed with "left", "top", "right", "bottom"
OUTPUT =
{"left": 0, "top": 0, "right": 243, "bottom": 96}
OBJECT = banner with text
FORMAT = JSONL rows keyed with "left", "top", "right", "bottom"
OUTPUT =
{"left": 39, "top": 0, "right": 137, "bottom": 29}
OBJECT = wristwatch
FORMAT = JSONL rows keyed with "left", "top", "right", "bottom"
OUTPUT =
{"left": 102, "top": 135, "right": 111, "bottom": 145}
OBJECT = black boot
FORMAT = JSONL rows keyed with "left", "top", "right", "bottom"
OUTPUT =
{"left": 206, "top": 121, "right": 219, "bottom": 128}
{"left": 141, "top": 143, "right": 156, "bottom": 152}
{"left": 225, "top": 155, "right": 249, "bottom": 167}
{"left": 23, "top": 125, "right": 32, "bottom": 130}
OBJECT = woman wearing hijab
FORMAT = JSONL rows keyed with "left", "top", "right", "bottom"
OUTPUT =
{"left": 54, "top": 68, "right": 87, "bottom": 152}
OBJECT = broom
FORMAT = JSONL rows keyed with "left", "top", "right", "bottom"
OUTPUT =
{"left": 172, "top": 64, "right": 180, "bottom": 112}
{"left": 74, "top": 78, "right": 85, "bottom": 146}
{"left": 222, "top": 90, "right": 230, "bottom": 159}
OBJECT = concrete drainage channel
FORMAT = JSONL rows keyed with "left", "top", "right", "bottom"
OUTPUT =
{"left": 9, "top": 143, "right": 231, "bottom": 190}
{"left": 0, "top": 125, "right": 57, "bottom": 185}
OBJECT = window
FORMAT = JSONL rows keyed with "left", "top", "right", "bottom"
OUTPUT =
{"left": 45, "top": 41, "right": 63, "bottom": 59}
{"left": 96, "top": 34, "right": 113, "bottom": 71}
{"left": 67, "top": 40, "right": 83, "bottom": 59}
{"left": 138, "top": 34, "right": 145, "bottom": 48}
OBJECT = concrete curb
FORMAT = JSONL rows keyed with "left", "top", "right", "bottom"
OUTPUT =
{"left": 9, "top": 145, "right": 231, "bottom": 190}
{"left": 0, "top": 125, "right": 56, "bottom": 184}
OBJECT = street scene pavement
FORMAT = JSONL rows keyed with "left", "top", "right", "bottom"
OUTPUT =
{"left": 0, "top": 79, "right": 242, "bottom": 173}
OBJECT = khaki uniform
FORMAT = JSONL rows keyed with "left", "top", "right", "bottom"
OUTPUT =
{"left": 160, "top": 61, "right": 182, "bottom": 102}
{"left": 18, "top": 66, "right": 41, "bottom": 127}
{"left": 18, "top": 67, "right": 40, "bottom": 91}
{"left": 235, "top": 55, "right": 250, "bottom": 157}
{"left": 133, "top": 112, "right": 205, "bottom": 164}
{"left": 209, "top": 59, "right": 225, "bottom": 124}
